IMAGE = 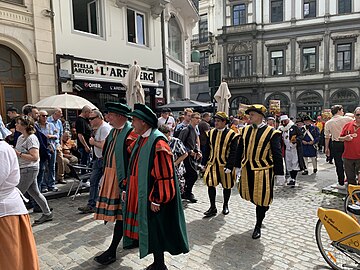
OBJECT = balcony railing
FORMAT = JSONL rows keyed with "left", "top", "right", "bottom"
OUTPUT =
{"left": 191, "top": 32, "right": 214, "bottom": 46}
{"left": 222, "top": 23, "right": 257, "bottom": 35}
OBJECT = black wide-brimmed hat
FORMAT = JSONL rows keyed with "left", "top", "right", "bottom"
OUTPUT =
{"left": 130, "top": 103, "right": 158, "bottom": 128}
{"left": 302, "top": 115, "right": 313, "bottom": 122}
{"left": 245, "top": 104, "right": 267, "bottom": 117}
{"left": 105, "top": 102, "right": 132, "bottom": 118}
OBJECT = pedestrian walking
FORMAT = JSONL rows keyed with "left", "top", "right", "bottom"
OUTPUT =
{"left": 234, "top": 105, "right": 284, "bottom": 239}
{"left": 338, "top": 107, "right": 360, "bottom": 185}
{"left": 78, "top": 110, "right": 112, "bottom": 214}
{"left": 158, "top": 124, "right": 188, "bottom": 194}
{"left": 75, "top": 105, "right": 92, "bottom": 173}
{"left": 0, "top": 140, "right": 40, "bottom": 270}
{"left": 14, "top": 116, "right": 53, "bottom": 224}
{"left": 202, "top": 111, "right": 238, "bottom": 217}
{"left": 301, "top": 115, "right": 320, "bottom": 175}
{"left": 279, "top": 115, "right": 306, "bottom": 186}
{"left": 93, "top": 102, "right": 138, "bottom": 265}
{"left": 324, "top": 105, "right": 353, "bottom": 189}
{"left": 123, "top": 103, "right": 189, "bottom": 270}
{"left": 178, "top": 112, "right": 202, "bottom": 203}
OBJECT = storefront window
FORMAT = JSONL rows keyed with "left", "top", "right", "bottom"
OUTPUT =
{"left": 168, "top": 15, "right": 183, "bottom": 62}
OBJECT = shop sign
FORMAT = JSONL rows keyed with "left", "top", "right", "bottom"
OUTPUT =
{"left": 73, "top": 80, "right": 126, "bottom": 92}
{"left": 73, "top": 60, "right": 155, "bottom": 83}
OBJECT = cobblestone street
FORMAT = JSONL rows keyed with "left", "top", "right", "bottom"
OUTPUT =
{"left": 32, "top": 157, "right": 343, "bottom": 270}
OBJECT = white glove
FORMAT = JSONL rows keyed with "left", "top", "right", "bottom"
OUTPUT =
{"left": 224, "top": 168, "right": 232, "bottom": 174}
{"left": 275, "top": 175, "right": 286, "bottom": 186}
{"left": 235, "top": 167, "right": 242, "bottom": 181}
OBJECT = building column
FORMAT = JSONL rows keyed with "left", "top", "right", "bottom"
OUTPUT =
{"left": 25, "top": 73, "right": 40, "bottom": 104}
{"left": 324, "top": 84, "right": 330, "bottom": 108}
{"left": 252, "top": 40, "right": 257, "bottom": 75}
{"left": 290, "top": 38, "right": 296, "bottom": 77}
{"left": 291, "top": 0, "right": 296, "bottom": 24}
{"left": 323, "top": 30, "right": 330, "bottom": 75}
{"left": 289, "top": 87, "right": 297, "bottom": 117}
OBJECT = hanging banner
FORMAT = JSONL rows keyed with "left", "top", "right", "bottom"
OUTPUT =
{"left": 269, "top": 100, "right": 281, "bottom": 116}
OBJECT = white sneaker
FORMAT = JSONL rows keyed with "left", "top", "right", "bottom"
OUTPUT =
{"left": 80, "top": 181, "right": 91, "bottom": 188}
{"left": 331, "top": 183, "right": 345, "bottom": 190}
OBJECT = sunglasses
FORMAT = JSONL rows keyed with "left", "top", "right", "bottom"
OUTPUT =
{"left": 40, "top": 115, "right": 48, "bottom": 117}
{"left": 355, "top": 114, "right": 360, "bottom": 117}
{"left": 89, "top": 117, "right": 98, "bottom": 121}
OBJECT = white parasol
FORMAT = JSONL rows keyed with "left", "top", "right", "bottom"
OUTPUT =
{"left": 214, "top": 81, "right": 231, "bottom": 115}
{"left": 122, "top": 61, "right": 145, "bottom": 109}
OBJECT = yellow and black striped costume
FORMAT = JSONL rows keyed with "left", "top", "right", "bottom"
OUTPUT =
{"left": 203, "top": 128, "right": 239, "bottom": 188}
{"left": 235, "top": 125, "right": 283, "bottom": 206}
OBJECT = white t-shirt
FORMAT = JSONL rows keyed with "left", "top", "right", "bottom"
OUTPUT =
{"left": 0, "top": 141, "right": 28, "bottom": 217}
{"left": 158, "top": 116, "right": 176, "bottom": 134}
{"left": 94, "top": 121, "right": 112, "bottom": 158}
{"left": 15, "top": 134, "right": 40, "bottom": 169}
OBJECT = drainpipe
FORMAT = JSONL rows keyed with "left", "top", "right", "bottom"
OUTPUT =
{"left": 161, "top": 10, "right": 168, "bottom": 104}
{"left": 50, "top": 0, "right": 59, "bottom": 94}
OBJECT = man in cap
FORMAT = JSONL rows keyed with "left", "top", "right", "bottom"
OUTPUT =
{"left": 202, "top": 111, "right": 238, "bottom": 217}
{"left": 301, "top": 115, "right": 320, "bottom": 175}
{"left": 123, "top": 103, "right": 189, "bottom": 270}
{"left": 93, "top": 102, "right": 138, "bottom": 265}
{"left": 234, "top": 104, "right": 284, "bottom": 239}
{"left": 278, "top": 114, "right": 306, "bottom": 186}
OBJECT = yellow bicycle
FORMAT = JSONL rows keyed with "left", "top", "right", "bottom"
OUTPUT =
{"left": 316, "top": 185, "right": 360, "bottom": 269}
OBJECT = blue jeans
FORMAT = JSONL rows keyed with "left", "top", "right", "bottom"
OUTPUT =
{"left": 37, "top": 150, "right": 56, "bottom": 190}
{"left": 88, "top": 158, "right": 103, "bottom": 208}
{"left": 79, "top": 148, "right": 90, "bottom": 174}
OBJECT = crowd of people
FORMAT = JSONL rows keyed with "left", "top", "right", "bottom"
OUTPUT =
{"left": 0, "top": 100, "right": 359, "bottom": 270}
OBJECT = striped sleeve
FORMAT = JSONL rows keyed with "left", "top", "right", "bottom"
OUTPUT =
{"left": 149, "top": 140, "right": 176, "bottom": 204}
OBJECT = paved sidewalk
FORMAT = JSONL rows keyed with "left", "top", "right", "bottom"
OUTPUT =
{"left": 32, "top": 157, "right": 343, "bottom": 269}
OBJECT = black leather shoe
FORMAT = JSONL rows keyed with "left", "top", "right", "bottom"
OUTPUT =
{"left": 204, "top": 207, "right": 217, "bottom": 217}
{"left": 313, "top": 169, "right": 318, "bottom": 173}
{"left": 302, "top": 170, "right": 308, "bottom": 175}
{"left": 94, "top": 251, "right": 116, "bottom": 265}
{"left": 252, "top": 226, "right": 261, "bottom": 239}
{"left": 146, "top": 263, "right": 168, "bottom": 270}
{"left": 182, "top": 193, "right": 198, "bottom": 203}
{"left": 222, "top": 205, "right": 229, "bottom": 215}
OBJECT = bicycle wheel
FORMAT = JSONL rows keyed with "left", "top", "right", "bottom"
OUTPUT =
{"left": 315, "top": 219, "right": 356, "bottom": 270}
{"left": 344, "top": 190, "right": 360, "bottom": 215}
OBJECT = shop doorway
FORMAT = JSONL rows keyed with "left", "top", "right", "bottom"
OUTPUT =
{"left": 0, "top": 45, "right": 26, "bottom": 121}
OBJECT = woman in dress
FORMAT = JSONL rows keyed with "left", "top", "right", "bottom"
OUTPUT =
{"left": 14, "top": 116, "right": 53, "bottom": 224}
{"left": 0, "top": 120, "right": 39, "bottom": 270}
{"left": 158, "top": 124, "right": 188, "bottom": 194}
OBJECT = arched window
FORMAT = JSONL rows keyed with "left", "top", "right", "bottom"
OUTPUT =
{"left": 230, "top": 96, "right": 250, "bottom": 116}
{"left": 265, "top": 92, "right": 290, "bottom": 115}
{"left": 297, "top": 91, "right": 323, "bottom": 118}
{"left": 330, "top": 89, "right": 359, "bottom": 113}
{"left": 0, "top": 45, "right": 26, "bottom": 121}
{"left": 168, "top": 15, "right": 183, "bottom": 62}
